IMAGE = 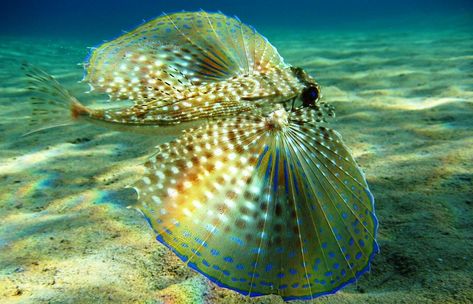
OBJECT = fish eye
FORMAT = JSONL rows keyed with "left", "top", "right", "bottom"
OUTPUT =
{"left": 301, "top": 86, "right": 320, "bottom": 107}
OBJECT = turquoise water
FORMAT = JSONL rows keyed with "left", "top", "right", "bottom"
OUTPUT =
{"left": 2, "top": 0, "right": 472, "bottom": 36}
{"left": 1, "top": 2, "right": 473, "bottom": 304}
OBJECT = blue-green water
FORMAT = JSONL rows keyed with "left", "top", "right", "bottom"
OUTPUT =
{"left": 2, "top": 0, "right": 473, "bottom": 37}
{"left": 1, "top": 1, "right": 472, "bottom": 304}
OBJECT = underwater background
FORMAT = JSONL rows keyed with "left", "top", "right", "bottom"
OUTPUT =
{"left": 1, "top": 0, "right": 473, "bottom": 303}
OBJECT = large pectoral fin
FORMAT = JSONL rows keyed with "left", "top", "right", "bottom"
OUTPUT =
{"left": 132, "top": 108, "right": 378, "bottom": 300}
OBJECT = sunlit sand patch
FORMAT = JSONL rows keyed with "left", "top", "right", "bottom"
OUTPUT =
{"left": 46, "top": 189, "right": 112, "bottom": 212}
{"left": 0, "top": 143, "right": 116, "bottom": 175}
{"left": 323, "top": 85, "right": 353, "bottom": 102}
{"left": 5, "top": 170, "right": 60, "bottom": 199}
{"left": 0, "top": 211, "right": 72, "bottom": 246}
{"left": 156, "top": 276, "right": 210, "bottom": 304}
{"left": 0, "top": 252, "right": 135, "bottom": 302}
{"left": 385, "top": 97, "right": 467, "bottom": 111}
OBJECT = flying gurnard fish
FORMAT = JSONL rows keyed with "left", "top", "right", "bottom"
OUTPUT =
{"left": 24, "top": 11, "right": 378, "bottom": 301}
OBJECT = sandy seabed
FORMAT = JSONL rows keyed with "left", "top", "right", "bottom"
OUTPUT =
{"left": 0, "top": 25, "right": 472, "bottom": 304}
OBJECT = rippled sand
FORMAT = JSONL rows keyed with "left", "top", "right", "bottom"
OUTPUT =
{"left": 1, "top": 26, "right": 472, "bottom": 303}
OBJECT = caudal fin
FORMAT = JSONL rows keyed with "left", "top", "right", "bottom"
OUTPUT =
{"left": 21, "top": 63, "right": 88, "bottom": 136}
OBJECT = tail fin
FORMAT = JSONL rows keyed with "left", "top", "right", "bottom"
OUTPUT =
{"left": 21, "top": 63, "right": 89, "bottom": 136}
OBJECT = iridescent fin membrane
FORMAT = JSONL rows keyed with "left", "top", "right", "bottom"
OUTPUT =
{"left": 85, "top": 11, "right": 286, "bottom": 104}
{"left": 133, "top": 107, "right": 378, "bottom": 300}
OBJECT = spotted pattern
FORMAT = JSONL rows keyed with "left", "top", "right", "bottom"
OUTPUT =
{"left": 133, "top": 106, "right": 378, "bottom": 300}
{"left": 22, "top": 14, "right": 376, "bottom": 299}
{"left": 85, "top": 11, "right": 304, "bottom": 125}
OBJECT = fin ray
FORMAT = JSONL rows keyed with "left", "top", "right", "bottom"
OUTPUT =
{"left": 287, "top": 127, "right": 377, "bottom": 242}
{"left": 283, "top": 130, "right": 362, "bottom": 281}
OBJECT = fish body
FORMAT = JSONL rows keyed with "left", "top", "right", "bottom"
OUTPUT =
{"left": 94, "top": 68, "right": 303, "bottom": 126}
{"left": 25, "top": 11, "right": 377, "bottom": 301}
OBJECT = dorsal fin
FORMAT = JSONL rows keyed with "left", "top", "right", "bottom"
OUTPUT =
{"left": 85, "top": 11, "right": 287, "bottom": 105}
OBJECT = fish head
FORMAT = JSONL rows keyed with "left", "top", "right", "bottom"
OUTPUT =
{"left": 290, "top": 66, "right": 321, "bottom": 107}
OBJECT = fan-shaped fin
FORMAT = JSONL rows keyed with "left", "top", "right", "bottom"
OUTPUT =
{"left": 85, "top": 11, "right": 287, "bottom": 104}
{"left": 133, "top": 107, "right": 378, "bottom": 300}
